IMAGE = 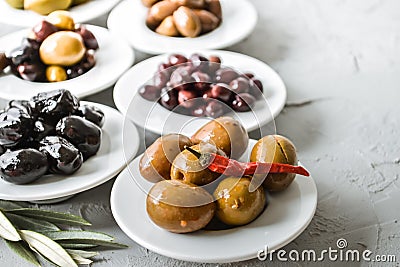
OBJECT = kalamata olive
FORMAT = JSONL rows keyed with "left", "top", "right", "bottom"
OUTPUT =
{"left": 153, "top": 70, "right": 169, "bottom": 89}
{"left": 210, "top": 83, "right": 232, "bottom": 102}
{"left": 191, "top": 104, "right": 206, "bottom": 117}
{"left": 168, "top": 54, "right": 188, "bottom": 66}
{"left": 169, "top": 66, "right": 193, "bottom": 87}
{"left": 0, "top": 107, "right": 33, "bottom": 147}
{"left": 75, "top": 105, "right": 105, "bottom": 127}
{"left": 32, "top": 119, "right": 55, "bottom": 142}
{"left": 46, "top": 65, "right": 67, "bottom": 82}
{"left": 191, "top": 71, "right": 211, "bottom": 90}
{"left": 45, "top": 10, "right": 75, "bottom": 30}
{"left": 244, "top": 73, "right": 254, "bottom": 79}
{"left": 8, "top": 100, "right": 36, "bottom": 117}
{"left": 202, "top": 89, "right": 213, "bottom": 99}
{"left": 189, "top": 53, "right": 209, "bottom": 72}
{"left": 31, "top": 89, "right": 80, "bottom": 125}
{"left": 39, "top": 136, "right": 83, "bottom": 175}
{"left": 139, "top": 85, "right": 161, "bottom": 101}
{"left": 0, "top": 52, "right": 9, "bottom": 72}
{"left": 251, "top": 78, "right": 264, "bottom": 93}
{"left": 17, "top": 62, "right": 46, "bottom": 82}
{"left": 0, "top": 149, "right": 48, "bottom": 185}
{"left": 208, "top": 55, "right": 221, "bottom": 73}
{"left": 31, "top": 20, "right": 58, "bottom": 42}
{"left": 215, "top": 68, "right": 239, "bottom": 84}
{"left": 159, "top": 88, "right": 179, "bottom": 110}
{"left": 65, "top": 51, "right": 95, "bottom": 79}
{"left": 232, "top": 93, "right": 256, "bottom": 112}
{"left": 9, "top": 45, "right": 40, "bottom": 66}
{"left": 178, "top": 90, "right": 198, "bottom": 109}
{"left": 56, "top": 115, "right": 101, "bottom": 160}
{"left": 158, "top": 62, "right": 172, "bottom": 73}
{"left": 209, "top": 55, "right": 221, "bottom": 64}
{"left": 204, "top": 99, "right": 225, "bottom": 118}
{"left": 75, "top": 25, "right": 99, "bottom": 50}
{"left": 230, "top": 77, "right": 250, "bottom": 94}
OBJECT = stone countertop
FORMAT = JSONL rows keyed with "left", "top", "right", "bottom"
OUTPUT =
{"left": 1, "top": 0, "right": 400, "bottom": 266}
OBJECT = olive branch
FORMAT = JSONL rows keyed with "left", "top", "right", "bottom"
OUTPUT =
{"left": 0, "top": 200, "right": 127, "bottom": 266}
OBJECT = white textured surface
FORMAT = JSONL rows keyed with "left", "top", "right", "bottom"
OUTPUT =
{"left": 1, "top": 0, "right": 400, "bottom": 266}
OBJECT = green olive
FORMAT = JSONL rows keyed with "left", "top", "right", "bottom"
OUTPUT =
{"left": 4, "top": 0, "right": 24, "bottom": 9}
{"left": 46, "top": 65, "right": 67, "bottom": 82}
{"left": 250, "top": 135, "right": 298, "bottom": 192}
{"left": 170, "top": 143, "right": 224, "bottom": 186}
{"left": 139, "top": 134, "right": 192, "bottom": 183}
{"left": 45, "top": 10, "right": 75, "bottom": 30}
{"left": 214, "top": 177, "right": 266, "bottom": 226}
{"left": 24, "top": 0, "right": 72, "bottom": 15}
{"left": 191, "top": 116, "right": 249, "bottom": 159}
{"left": 146, "top": 180, "right": 215, "bottom": 233}
{"left": 39, "top": 31, "right": 85, "bottom": 66}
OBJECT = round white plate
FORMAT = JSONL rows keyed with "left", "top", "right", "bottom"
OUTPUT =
{"left": 113, "top": 50, "right": 286, "bottom": 135}
{"left": 0, "top": 25, "right": 134, "bottom": 101}
{"left": 107, "top": 0, "right": 257, "bottom": 54}
{"left": 0, "top": 101, "right": 140, "bottom": 201}
{"left": 111, "top": 139, "right": 317, "bottom": 263}
{"left": 0, "top": 0, "right": 121, "bottom": 27}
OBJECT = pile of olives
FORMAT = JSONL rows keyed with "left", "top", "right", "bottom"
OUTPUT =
{"left": 5, "top": 0, "right": 89, "bottom": 15}
{"left": 139, "top": 53, "right": 264, "bottom": 117}
{"left": 141, "top": 116, "right": 299, "bottom": 233}
{"left": 0, "top": 89, "right": 104, "bottom": 185}
{"left": 144, "top": 0, "right": 222, "bottom": 38}
{"left": 2, "top": 10, "right": 98, "bottom": 83}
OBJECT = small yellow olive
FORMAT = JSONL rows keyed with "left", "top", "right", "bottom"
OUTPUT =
{"left": 24, "top": 0, "right": 72, "bottom": 15}
{"left": 46, "top": 10, "right": 75, "bottom": 30}
{"left": 46, "top": 65, "right": 67, "bottom": 82}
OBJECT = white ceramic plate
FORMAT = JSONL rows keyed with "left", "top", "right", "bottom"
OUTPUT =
{"left": 111, "top": 139, "right": 317, "bottom": 263}
{"left": 0, "top": 101, "right": 140, "bottom": 201}
{"left": 0, "top": 0, "right": 121, "bottom": 27}
{"left": 113, "top": 50, "right": 286, "bottom": 135}
{"left": 107, "top": 0, "right": 257, "bottom": 54}
{"left": 0, "top": 25, "right": 134, "bottom": 101}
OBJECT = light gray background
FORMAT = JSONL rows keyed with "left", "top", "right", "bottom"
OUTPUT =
{"left": 1, "top": 0, "right": 400, "bottom": 266}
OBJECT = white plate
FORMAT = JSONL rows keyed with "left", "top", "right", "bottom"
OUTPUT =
{"left": 0, "top": 25, "right": 134, "bottom": 100}
{"left": 0, "top": 0, "right": 121, "bottom": 27}
{"left": 111, "top": 139, "right": 317, "bottom": 263}
{"left": 0, "top": 101, "right": 140, "bottom": 201}
{"left": 113, "top": 50, "right": 286, "bottom": 135}
{"left": 107, "top": 0, "right": 257, "bottom": 54}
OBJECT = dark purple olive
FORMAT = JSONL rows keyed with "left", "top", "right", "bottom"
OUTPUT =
{"left": 189, "top": 53, "right": 209, "bottom": 72}
{"left": 243, "top": 73, "right": 254, "bottom": 79}
{"left": 75, "top": 25, "right": 99, "bottom": 50}
{"left": 21, "top": 38, "right": 41, "bottom": 51}
{"left": 153, "top": 71, "right": 169, "bottom": 89}
{"left": 232, "top": 93, "right": 256, "bottom": 112}
{"left": 210, "top": 83, "right": 232, "bottom": 102}
{"left": 66, "top": 52, "right": 95, "bottom": 79}
{"left": 230, "top": 77, "right": 250, "bottom": 94}
{"left": 159, "top": 87, "right": 179, "bottom": 110}
{"left": 159, "top": 63, "right": 172, "bottom": 73}
{"left": 0, "top": 149, "right": 48, "bottom": 184}
{"left": 75, "top": 105, "right": 105, "bottom": 128}
{"left": 191, "top": 71, "right": 211, "bottom": 91}
{"left": 17, "top": 62, "right": 46, "bottom": 82}
{"left": 251, "top": 79, "right": 264, "bottom": 93}
{"left": 191, "top": 104, "right": 206, "bottom": 117}
{"left": 208, "top": 55, "right": 221, "bottom": 73}
{"left": 139, "top": 85, "right": 161, "bottom": 101}
{"left": 0, "top": 107, "right": 33, "bottom": 147}
{"left": 178, "top": 90, "right": 198, "bottom": 109}
{"left": 202, "top": 89, "right": 213, "bottom": 99}
{"left": 56, "top": 116, "right": 101, "bottom": 160}
{"left": 39, "top": 136, "right": 83, "bottom": 175}
{"left": 31, "top": 89, "right": 80, "bottom": 125}
{"left": 204, "top": 99, "right": 225, "bottom": 118}
{"left": 169, "top": 66, "right": 194, "bottom": 87}
{"left": 32, "top": 20, "right": 58, "bottom": 42}
{"left": 9, "top": 45, "right": 40, "bottom": 67}
{"left": 32, "top": 119, "right": 55, "bottom": 142}
{"left": 1, "top": 52, "right": 9, "bottom": 72}
{"left": 8, "top": 100, "right": 36, "bottom": 117}
{"left": 209, "top": 55, "right": 221, "bottom": 64}
{"left": 168, "top": 54, "right": 187, "bottom": 66}
{"left": 215, "top": 68, "right": 239, "bottom": 84}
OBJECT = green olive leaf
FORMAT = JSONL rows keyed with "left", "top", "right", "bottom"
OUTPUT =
{"left": 6, "top": 209, "right": 91, "bottom": 226}
{"left": 66, "top": 249, "right": 98, "bottom": 259}
{"left": 19, "top": 230, "right": 77, "bottom": 267}
{"left": 0, "top": 200, "right": 23, "bottom": 211}
{"left": 5, "top": 240, "right": 41, "bottom": 267}
{"left": 0, "top": 210, "right": 21, "bottom": 241}
{"left": 6, "top": 213, "right": 60, "bottom": 232}
{"left": 71, "top": 254, "right": 93, "bottom": 265}
{"left": 42, "top": 230, "right": 113, "bottom": 242}
{"left": 59, "top": 243, "right": 98, "bottom": 249}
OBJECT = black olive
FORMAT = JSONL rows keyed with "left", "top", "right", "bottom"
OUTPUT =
{"left": 31, "top": 89, "right": 80, "bottom": 125}
{"left": 0, "top": 107, "right": 33, "bottom": 147}
{"left": 74, "top": 105, "right": 105, "bottom": 128}
{"left": 56, "top": 116, "right": 101, "bottom": 160}
{"left": 32, "top": 119, "right": 55, "bottom": 142}
{"left": 0, "top": 149, "right": 48, "bottom": 184}
{"left": 39, "top": 136, "right": 83, "bottom": 175}
{"left": 8, "top": 100, "right": 37, "bottom": 118}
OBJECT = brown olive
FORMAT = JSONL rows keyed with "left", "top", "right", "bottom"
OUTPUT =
{"left": 205, "top": 0, "right": 222, "bottom": 20}
{"left": 156, "top": 16, "right": 179, "bottom": 37}
{"left": 192, "top": 9, "right": 219, "bottom": 34}
{"left": 146, "top": 180, "right": 215, "bottom": 233}
{"left": 140, "top": 134, "right": 192, "bottom": 183}
{"left": 214, "top": 177, "right": 266, "bottom": 226}
{"left": 141, "top": 0, "right": 159, "bottom": 7}
{"left": 39, "top": 31, "right": 86, "bottom": 66}
{"left": 250, "top": 135, "right": 298, "bottom": 192}
{"left": 45, "top": 10, "right": 75, "bottom": 30}
{"left": 191, "top": 116, "right": 248, "bottom": 159}
{"left": 173, "top": 6, "right": 202, "bottom": 38}
{"left": 169, "top": 0, "right": 205, "bottom": 9}
{"left": 170, "top": 143, "right": 225, "bottom": 185}
{"left": 149, "top": 1, "right": 179, "bottom": 22}
{"left": 46, "top": 65, "right": 67, "bottom": 82}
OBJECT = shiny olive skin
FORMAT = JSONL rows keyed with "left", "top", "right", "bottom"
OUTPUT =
{"left": 8, "top": 100, "right": 36, "bottom": 118}
{"left": 191, "top": 116, "right": 248, "bottom": 159}
{"left": 173, "top": 6, "right": 202, "bottom": 38}
{"left": 0, "top": 107, "right": 33, "bottom": 147}
{"left": 74, "top": 105, "right": 105, "bottom": 128}
{"left": 140, "top": 134, "right": 192, "bottom": 182}
{"left": 56, "top": 116, "right": 101, "bottom": 160}
{"left": 39, "top": 136, "right": 83, "bottom": 175}
{"left": 45, "top": 10, "right": 75, "bottom": 30}
{"left": 250, "top": 135, "right": 298, "bottom": 192}
{"left": 24, "top": 0, "right": 72, "bottom": 15}
{"left": 31, "top": 89, "right": 80, "bottom": 125}
{"left": 170, "top": 143, "right": 225, "bottom": 185}
{"left": 0, "top": 149, "right": 48, "bottom": 184}
{"left": 146, "top": 180, "right": 215, "bottom": 233}
{"left": 213, "top": 177, "right": 266, "bottom": 226}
